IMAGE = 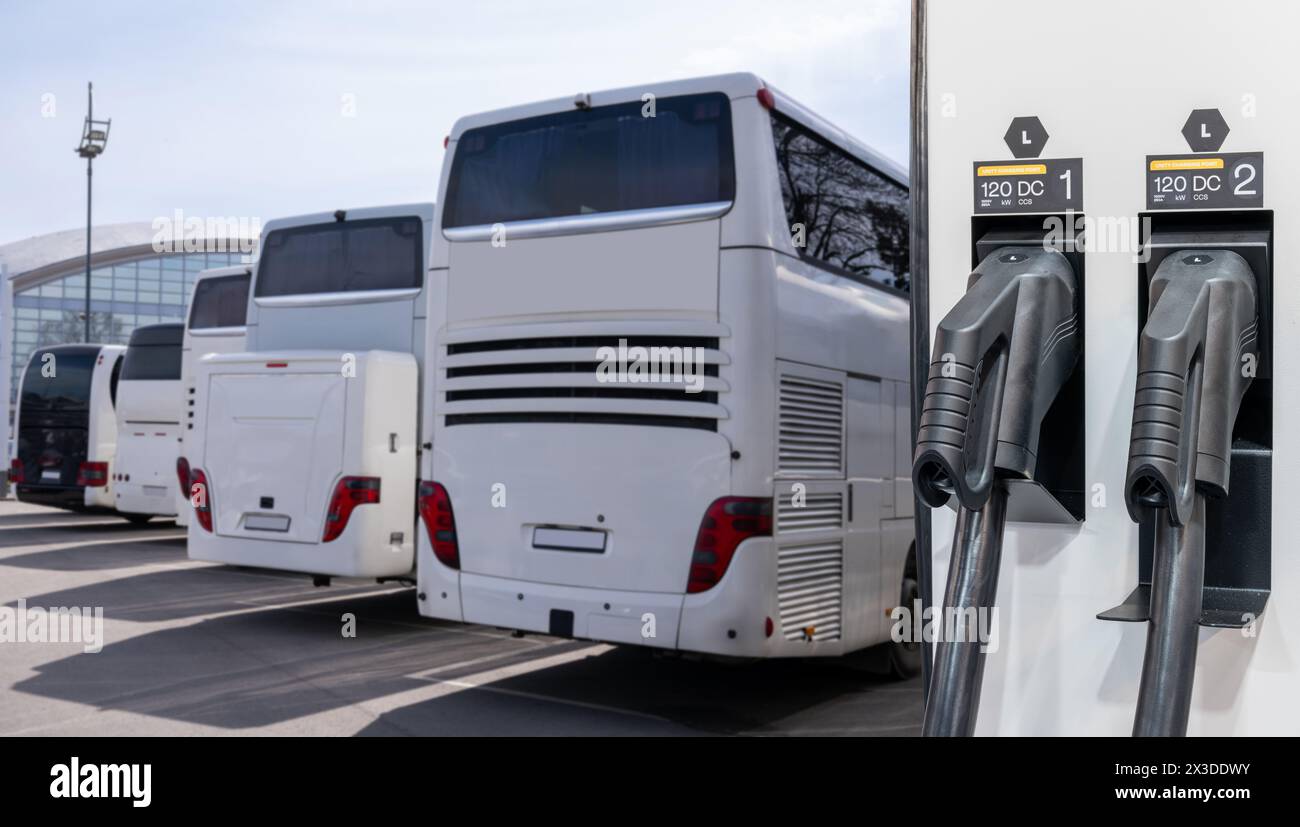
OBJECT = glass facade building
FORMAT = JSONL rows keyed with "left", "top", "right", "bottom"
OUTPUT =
{"left": 10, "top": 249, "right": 246, "bottom": 397}
{"left": 1, "top": 222, "right": 257, "bottom": 421}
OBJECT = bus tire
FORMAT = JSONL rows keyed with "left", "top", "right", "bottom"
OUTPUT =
{"left": 888, "top": 545, "right": 922, "bottom": 679}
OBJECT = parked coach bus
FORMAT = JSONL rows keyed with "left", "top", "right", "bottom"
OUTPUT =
{"left": 186, "top": 204, "right": 433, "bottom": 583}
{"left": 11, "top": 344, "right": 126, "bottom": 515}
{"left": 418, "top": 74, "right": 916, "bottom": 667}
{"left": 111, "top": 323, "right": 184, "bottom": 522}
{"left": 175, "top": 265, "right": 252, "bottom": 528}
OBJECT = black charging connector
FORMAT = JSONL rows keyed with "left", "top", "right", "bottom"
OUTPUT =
{"left": 1101, "top": 212, "right": 1272, "bottom": 630}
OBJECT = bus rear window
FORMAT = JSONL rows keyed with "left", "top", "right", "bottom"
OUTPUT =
{"left": 443, "top": 92, "right": 735, "bottom": 228}
{"left": 254, "top": 216, "right": 424, "bottom": 297}
{"left": 121, "top": 325, "right": 183, "bottom": 381}
{"left": 189, "top": 273, "right": 251, "bottom": 329}
{"left": 21, "top": 351, "right": 95, "bottom": 413}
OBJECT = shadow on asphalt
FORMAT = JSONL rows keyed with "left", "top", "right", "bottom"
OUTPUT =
{"left": 5, "top": 505, "right": 923, "bottom": 735}
{"left": 12, "top": 562, "right": 397, "bottom": 623}
{"left": 16, "top": 582, "right": 921, "bottom": 734}
{"left": 14, "top": 591, "right": 563, "bottom": 730}
{"left": 2, "top": 534, "right": 187, "bottom": 572}
{"left": 0, "top": 518, "right": 181, "bottom": 550}
{"left": 360, "top": 644, "right": 922, "bottom": 736}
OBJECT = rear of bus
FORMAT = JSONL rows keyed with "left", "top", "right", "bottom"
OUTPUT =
{"left": 12, "top": 344, "right": 124, "bottom": 512}
{"left": 113, "top": 324, "right": 184, "bottom": 519}
{"left": 186, "top": 205, "right": 432, "bottom": 580}
{"left": 176, "top": 266, "right": 251, "bottom": 527}
{"left": 419, "top": 73, "right": 912, "bottom": 657}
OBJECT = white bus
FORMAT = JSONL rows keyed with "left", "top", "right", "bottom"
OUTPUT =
{"left": 175, "top": 265, "right": 252, "bottom": 528}
{"left": 11, "top": 344, "right": 126, "bottom": 515}
{"left": 112, "top": 323, "right": 184, "bottom": 522}
{"left": 417, "top": 74, "right": 916, "bottom": 665}
{"left": 186, "top": 204, "right": 433, "bottom": 583}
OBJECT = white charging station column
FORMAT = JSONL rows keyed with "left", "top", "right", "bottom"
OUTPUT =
{"left": 916, "top": 0, "right": 1298, "bottom": 735}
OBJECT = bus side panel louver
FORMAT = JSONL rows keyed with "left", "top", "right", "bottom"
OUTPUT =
{"left": 776, "top": 491, "right": 844, "bottom": 532}
{"left": 776, "top": 540, "right": 844, "bottom": 641}
{"left": 777, "top": 372, "right": 845, "bottom": 477}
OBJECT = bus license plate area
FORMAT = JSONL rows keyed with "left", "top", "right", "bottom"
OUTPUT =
{"left": 532, "top": 527, "right": 606, "bottom": 553}
{"left": 244, "top": 514, "right": 291, "bottom": 532}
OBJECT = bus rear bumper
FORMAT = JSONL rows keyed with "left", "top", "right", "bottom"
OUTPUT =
{"left": 187, "top": 524, "right": 414, "bottom": 579}
{"left": 15, "top": 484, "right": 92, "bottom": 512}
{"left": 115, "top": 484, "right": 178, "bottom": 517}
{"left": 459, "top": 572, "right": 685, "bottom": 650}
{"left": 453, "top": 541, "right": 831, "bottom": 658}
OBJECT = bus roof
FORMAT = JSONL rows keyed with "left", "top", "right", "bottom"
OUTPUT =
{"left": 257, "top": 203, "right": 435, "bottom": 241}
{"left": 447, "top": 72, "right": 907, "bottom": 189}
{"left": 194, "top": 264, "right": 251, "bottom": 282}
{"left": 28, "top": 343, "right": 111, "bottom": 359}
{"left": 127, "top": 323, "right": 184, "bottom": 348}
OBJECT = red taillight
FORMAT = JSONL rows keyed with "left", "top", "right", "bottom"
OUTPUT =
{"left": 443, "top": 135, "right": 449, "bottom": 149}
{"left": 756, "top": 87, "right": 775, "bottom": 111}
{"left": 190, "top": 468, "right": 213, "bottom": 532}
{"left": 77, "top": 461, "right": 108, "bottom": 487}
{"left": 322, "top": 476, "right": 381, "bottom": 542}
{"left": 687, "top": 496, "right": 772, "bottom": 594}
{"left": 175, "top": 456, "right": 191, "bottom": 497}
{"left": 265, "top": 362, "right": 288, "bottom": 368}
{"left": 418, "top": 480, "right": 459, "bottom": 569}
{"left": 8, "top": 458, "right": 23, "bottom": 484}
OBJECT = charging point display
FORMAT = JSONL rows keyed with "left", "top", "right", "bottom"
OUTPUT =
{"left": 1147, "top": 154, "right": 1264, "bottom": 210}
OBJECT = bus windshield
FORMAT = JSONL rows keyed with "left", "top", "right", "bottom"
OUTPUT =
{"left": 189, "top": 273, "right": 251, "bottom": 329}
{"left": 443, "top": 92, "right": 735, "bottom": 228}
{"left": 254, "top": 216, "right": 424, "bottom": 297}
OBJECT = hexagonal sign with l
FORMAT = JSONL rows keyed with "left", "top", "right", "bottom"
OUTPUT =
{"left": 1182, "top": 109, "right": 1229, "bottom": 152}
{"left": 1004, "top": 116, "right": 1049, "bottom": 159}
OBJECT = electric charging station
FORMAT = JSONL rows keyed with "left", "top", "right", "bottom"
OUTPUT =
{"left": 911, "top": 0, "right": 1293, "bottom": 735}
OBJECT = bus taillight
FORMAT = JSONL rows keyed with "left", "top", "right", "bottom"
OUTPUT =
{"left": 77, "top": 461, "right": 109, "bottom": 487}
{"left": 418, "top": 481, "right": 459, "bottom": 569}
{"left": 322, "top": 477, "right": 381, "bottom": 543}
{"left": 8, "top": 458, "right": 23, "bottom": 484}
{"left": 176, "top": 456, "right": 191, "bottom": 496}
{"left": 191, "top": 468, "right": 213, "bottom": 532}
{"left": 687, "top": 497, "right": 773, "bottom": 593}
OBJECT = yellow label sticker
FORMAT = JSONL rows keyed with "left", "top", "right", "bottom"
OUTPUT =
{"left": 977, "top": 163, "right": 1047, "bottom": 177}
{"left": 1149, "top": 158, "right": 1225, "bottom": 171}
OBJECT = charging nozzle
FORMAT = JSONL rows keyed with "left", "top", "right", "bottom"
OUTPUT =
{"left": 914, "top": 245, "right": 1079, "bottom": 510}
{"left": 914, "top": 242, "right": 1080, "bottom": 737}
{"left": 1124, "top": 250, "right": 1258, "bottom": 526}
{"left": 1124, "top": 247, "right": 1258, "bottom": 738}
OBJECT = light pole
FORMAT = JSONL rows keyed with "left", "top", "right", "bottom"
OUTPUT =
{"left": 75, "top": 82, "right": 110, "bottom": 343}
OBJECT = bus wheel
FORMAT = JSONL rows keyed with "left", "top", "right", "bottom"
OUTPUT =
{"left": 123, "top": 513, "right": 152, "bottom": 526}
{"left": 888, "top": 547, "right": 922, "bottom": 679}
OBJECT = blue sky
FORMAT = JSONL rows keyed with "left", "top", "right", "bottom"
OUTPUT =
{"left": 0, "top": 0, "right": 908, "bottom": 245}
